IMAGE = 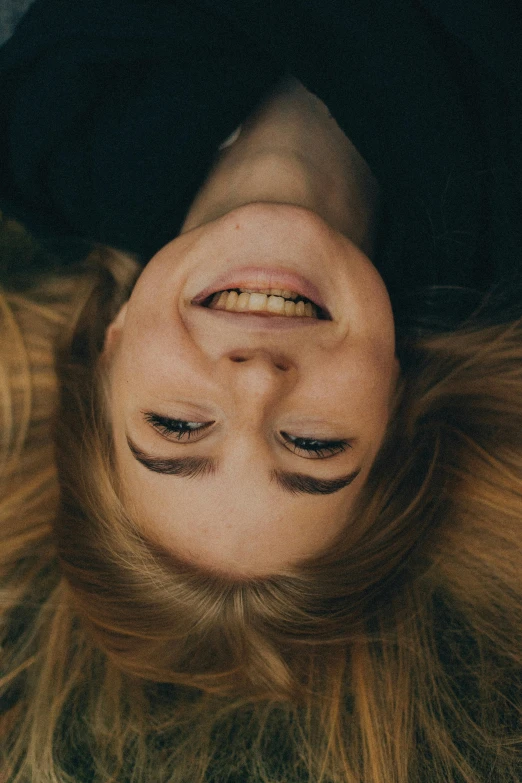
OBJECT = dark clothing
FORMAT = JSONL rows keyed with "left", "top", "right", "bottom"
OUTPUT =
{"left": 0, "top": 0, "right": 521, "bottom": 304}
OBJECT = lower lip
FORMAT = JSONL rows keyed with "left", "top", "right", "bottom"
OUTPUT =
{"left": 193, "top": 266, "right": 327, "bottom": 308}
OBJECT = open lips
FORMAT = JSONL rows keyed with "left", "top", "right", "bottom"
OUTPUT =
{"left": 198, "top": 288, "right": 331, "bottom": 320}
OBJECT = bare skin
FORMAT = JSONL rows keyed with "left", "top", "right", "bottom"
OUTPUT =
{"left": 102, "top": 77, "right": 399, "bottom": 576}
{"left": 181, "top": 77, "right": 380, "bottom": 252}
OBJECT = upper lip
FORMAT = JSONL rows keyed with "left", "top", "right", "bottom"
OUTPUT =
{"left": 192, "top": 308, "right": 326, "bottom": 330}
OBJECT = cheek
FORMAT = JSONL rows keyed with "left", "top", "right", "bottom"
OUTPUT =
{"left": 324, "top": 343, "right": 396, "bottom": 432}
{"left": 118, "top": 313, "right": 193, "bottom": 384}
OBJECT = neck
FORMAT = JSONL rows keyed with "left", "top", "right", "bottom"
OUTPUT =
{"left": 180, "top": 77, "right": 380, "bottom": 256}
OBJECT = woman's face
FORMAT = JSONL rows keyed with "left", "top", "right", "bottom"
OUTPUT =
{"left": 103, "top": 202, "right": 399, "bottom": 576}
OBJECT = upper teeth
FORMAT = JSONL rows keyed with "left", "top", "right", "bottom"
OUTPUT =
{"left": 208, "top": 289, "right": 317, "bottom": 317}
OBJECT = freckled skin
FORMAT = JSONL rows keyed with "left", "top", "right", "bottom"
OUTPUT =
{"left": 102, "top": 78, "right": 398, "bottom": 576}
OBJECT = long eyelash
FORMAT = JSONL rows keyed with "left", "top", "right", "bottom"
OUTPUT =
{"left": 283, "top": 433, "right": 347, "bottom": 458}
{"left": 144, "top": 414, "right": 347, "bottom": 455}
{"left": 144, "top": 413, "right": 209, "bottom": 440}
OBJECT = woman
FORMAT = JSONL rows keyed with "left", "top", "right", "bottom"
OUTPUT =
{"left": 1, "top": 1, "right": 521, "bottom": 781}
{"left": 97, "top": 74, "right": 399, "bottom": 575}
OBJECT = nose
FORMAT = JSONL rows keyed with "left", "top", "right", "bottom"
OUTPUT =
{"left": 227, "top": 348, "right": 292, "bottom": 372}
{"left": 222, "top": 349, "right": 295, "bottom": 414}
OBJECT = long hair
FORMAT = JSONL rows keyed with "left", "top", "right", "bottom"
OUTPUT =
{"left": 1, "top": 219, "right": 521, "bottom": 782}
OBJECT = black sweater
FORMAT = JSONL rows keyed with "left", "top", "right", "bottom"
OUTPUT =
{"left": 0, "top": 0, "right": 521, "bottom": 306}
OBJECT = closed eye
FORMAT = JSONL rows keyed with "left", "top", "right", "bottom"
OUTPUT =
{"left": 143, "top": 412, "right": 212, "bottom": 441}
{"left": 280, "top": 432, "right": 348, "bottom": 459}
{"left": 143, "top": 412, "right": 350, "bottom": 459}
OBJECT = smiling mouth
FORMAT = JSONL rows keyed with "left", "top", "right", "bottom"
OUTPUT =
{"left": 198, "top": 287, "right": 331, "bottom": 320}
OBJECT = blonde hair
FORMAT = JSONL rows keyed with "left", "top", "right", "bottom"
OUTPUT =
{"left": 1, "top": 219, "right": 521, "bottom": 782}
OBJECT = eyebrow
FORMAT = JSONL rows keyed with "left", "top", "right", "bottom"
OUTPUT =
{"left": 125, "top": 436, "right": 361, "bottom": 496}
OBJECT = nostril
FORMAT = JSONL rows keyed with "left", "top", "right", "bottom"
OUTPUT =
{"left": 229, "top": 353, "right": 290, "bottom": 370}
